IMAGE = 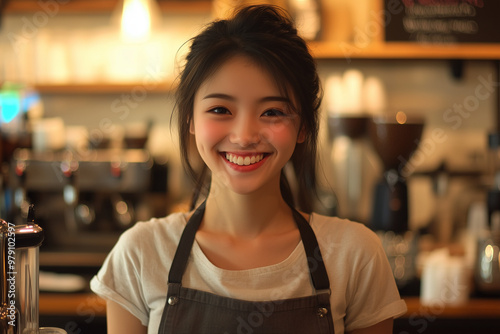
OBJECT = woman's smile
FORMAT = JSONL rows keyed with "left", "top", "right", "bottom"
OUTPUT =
{"left": 221, "top": 152, "right": 270, "bottom": 171}
{"left": 224, "top": 152, "right": 266, "bottom": 166}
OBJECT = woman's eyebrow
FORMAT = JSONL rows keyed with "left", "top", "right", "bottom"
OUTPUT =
{"left": 202, "top": 93, "right": 290, "bottom": 104}
{"left": 260, "top": 96, "right": 290, "bottom": 103}
{"left": 202, "top": 93, "right": 235, "bottom": 101}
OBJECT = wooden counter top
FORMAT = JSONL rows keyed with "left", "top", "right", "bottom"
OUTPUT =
{"left": 404, "top": 297, "right": 500, "bottom": 319}
{"left": 40, "top": 293, "right": 106, "bottom": 317}
{"left": 40, "top": 293, "right": 500, "bottom": 319}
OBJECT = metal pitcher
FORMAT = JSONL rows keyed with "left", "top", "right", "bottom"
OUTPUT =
{"left": 1, "top": 205, "right": 44, "bottom": 334}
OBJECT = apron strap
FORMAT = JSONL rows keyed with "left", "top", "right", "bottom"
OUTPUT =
{"left": 168, "top": 201, "right": 331, "bottom": 292}
{"left": 290, "top": 207, "right": 331, "bottom": 291}
{"left": 168, "top": 201, "right": 206, "bottom": 284}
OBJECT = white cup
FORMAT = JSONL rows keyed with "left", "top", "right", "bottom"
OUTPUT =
{"left": 420, "top": 248, "right": 470, "bottom": 306}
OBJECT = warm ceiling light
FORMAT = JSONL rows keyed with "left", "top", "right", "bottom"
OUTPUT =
{"left": 120, "top": 0, "right": 159, "bottom": 43}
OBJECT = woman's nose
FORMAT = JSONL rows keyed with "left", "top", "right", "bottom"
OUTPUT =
{"left": 229, "top": 116, "right": 260, "bottom": 147}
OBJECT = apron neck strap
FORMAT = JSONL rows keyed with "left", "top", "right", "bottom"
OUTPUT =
{"left": 168, "top": 201, "right": 331, "bottom": 292}
{"left": 290, "top": 206, "right": 331, "bottom": 291}
{"left": 168, "top": 201, "right": 206, "bottom": 284}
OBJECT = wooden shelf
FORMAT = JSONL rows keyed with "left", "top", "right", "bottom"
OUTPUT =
{"left": 40, "top": 252, "right": 108, "bottom": 267}
{"left": 24, "top": 40, "right": 500, "bottom": 94}
{"left": 4, "top": 0, "right": 212, "bottom": 14}
{"left": 309, "top": 41, "right": 500, "bottom": 60}
{"left": 6, "top": 1, "right": 500, "bottom": 61}
{"left": 33, "top": 82, "right": 175, "bottom": 94}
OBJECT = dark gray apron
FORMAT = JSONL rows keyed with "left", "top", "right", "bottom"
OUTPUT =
{"left": 158, "top": 201, "right": 334, "bottom": 333}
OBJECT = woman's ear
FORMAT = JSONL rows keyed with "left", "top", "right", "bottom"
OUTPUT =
{"left": 189, "top": 119, "right": 195, "bottom": 134}
{"left": 297, "top": 126, "right": 306, "bottom": 144}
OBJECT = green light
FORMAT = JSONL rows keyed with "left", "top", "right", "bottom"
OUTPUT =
{"left": 0, "top": 89, "right": 21, "bottom": 123}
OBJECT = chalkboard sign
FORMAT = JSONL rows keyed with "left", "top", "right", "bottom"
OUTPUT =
{"left": 384, "top": 0, "right": 500, "bottom": 43}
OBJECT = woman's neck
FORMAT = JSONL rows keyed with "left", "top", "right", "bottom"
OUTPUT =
{"left": 202, "top": 184, "right": 295, "bottom": 239}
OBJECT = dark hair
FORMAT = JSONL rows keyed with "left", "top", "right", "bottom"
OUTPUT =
{"left": 175, "top": 5, "right": 322, "bottom": 212}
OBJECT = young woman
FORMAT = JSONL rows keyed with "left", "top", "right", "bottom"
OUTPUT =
{"left": 91, "top": 5, "right": 407, "bottom": 334}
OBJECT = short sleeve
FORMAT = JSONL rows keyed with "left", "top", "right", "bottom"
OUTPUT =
{"left": 90, "top": 225, "right": 149, "bottom": 326}
{"left": 344, "top": 228, "right": 407, "bottom": 331}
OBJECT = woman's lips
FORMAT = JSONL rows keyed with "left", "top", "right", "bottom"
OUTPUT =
{"left": 220, "top": 152, "right": 269, "bottom": 171}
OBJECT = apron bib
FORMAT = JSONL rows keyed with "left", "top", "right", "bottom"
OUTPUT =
{"left": 158, "top": 201, "right": 334, "bottom": 334}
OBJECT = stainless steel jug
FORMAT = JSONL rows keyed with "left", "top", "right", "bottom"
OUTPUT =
{"left": 1, "top": 205, "right": 44, "bottom": 334}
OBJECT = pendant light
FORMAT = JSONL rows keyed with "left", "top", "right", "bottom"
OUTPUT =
{"left": 117, "top": 0, "right": 161, "bottom": 43}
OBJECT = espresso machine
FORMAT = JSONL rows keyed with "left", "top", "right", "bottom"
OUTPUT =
{"left": 6, "top": 148, "right": 158, "bottom": 253}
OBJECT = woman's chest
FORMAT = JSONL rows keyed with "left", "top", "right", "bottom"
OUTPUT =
{"left": 194, "top": 229, "right": 302, "bottom": 270}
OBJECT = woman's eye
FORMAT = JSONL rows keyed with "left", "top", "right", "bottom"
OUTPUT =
{"left": 262, "top": 108, "right": 286, "bottom": 117}
{"left": 208, "top": 107, "right": 231, "bottom": 115}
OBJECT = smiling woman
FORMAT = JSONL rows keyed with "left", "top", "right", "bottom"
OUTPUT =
{"left": 175, "top": 5, "right": 321, "bottom": 213}
{"left": 91, "top": 5, "right": 407, "bottom": 334}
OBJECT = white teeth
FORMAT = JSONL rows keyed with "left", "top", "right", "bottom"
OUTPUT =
{"left": 225, "top": 153, "right": 265, "bottom": 166}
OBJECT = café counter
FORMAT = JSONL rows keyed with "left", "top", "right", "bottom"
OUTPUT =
{"left": 39, "top": 293, "right": 500, "bottom": 333}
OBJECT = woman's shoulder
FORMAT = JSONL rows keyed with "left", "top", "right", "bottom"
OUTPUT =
{"left": 309, "top": 212, "right": 382, "bottom": 251}
{"left": 310, "top": 212, "right": 372, "bottom": 232}
{"left": 103, "top": 211, "right": 190, "bottom": 266}
{"left": 118, "top": 211, "right": 189, "bottom": 245}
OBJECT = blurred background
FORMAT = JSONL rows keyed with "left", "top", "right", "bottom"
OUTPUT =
{"left": 1, "top": 0, "right": 500, "bottom": 333}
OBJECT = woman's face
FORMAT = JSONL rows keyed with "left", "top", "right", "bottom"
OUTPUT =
{"left": 191, "top": 55, "right": 304, "bottom": 196}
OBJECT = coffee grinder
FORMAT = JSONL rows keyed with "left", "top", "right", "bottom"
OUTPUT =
{"left": 368, "top": 112, "right": 424, "bottom": 289}
{"left": 368, "top": 112, "right": 424, "bottom": 232}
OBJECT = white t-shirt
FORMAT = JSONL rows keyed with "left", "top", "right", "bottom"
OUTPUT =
{"left": 90, "top": 211, "right": 407, "bottom": 334}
